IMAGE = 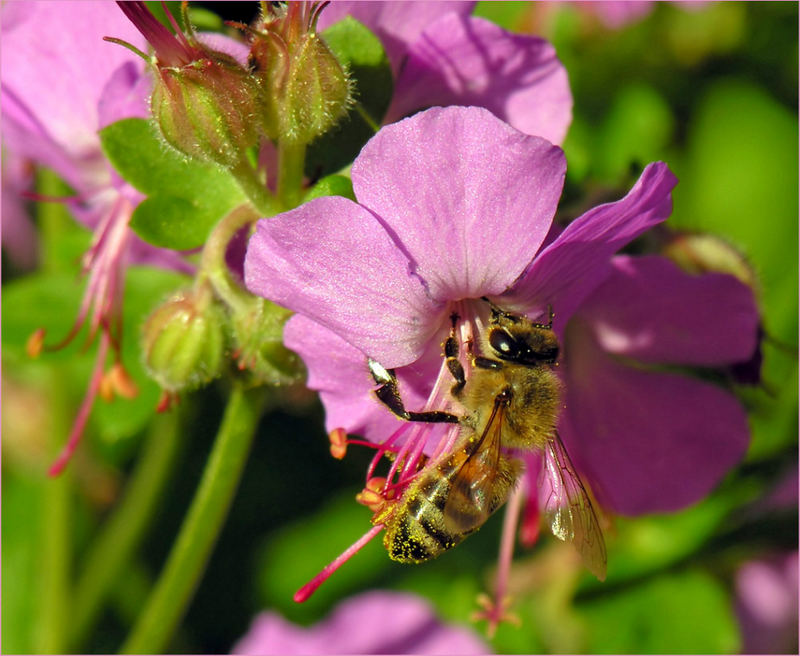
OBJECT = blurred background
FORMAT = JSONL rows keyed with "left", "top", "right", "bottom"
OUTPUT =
{"left": 2, "top": 1, "right": 797, "bottom": 653}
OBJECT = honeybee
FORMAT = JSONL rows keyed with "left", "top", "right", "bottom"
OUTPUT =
{"left": 368, "top": 299, "right": 607, "bottom": 580}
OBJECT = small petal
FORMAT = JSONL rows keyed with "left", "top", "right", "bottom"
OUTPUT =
{"left": 317, "top": 2, "right": 475, "bottom": 77}
{"left": 503, "top": 162, "right": 678, "bottom": 330}
{"left": 387, "top": 14, "right": 572, "bottom": 144}
{"left": 352, "top": 106, "right": 566, "bottom": 301}
{"left": 576, "top": 255, "right": 760, "bottom": 366}
{"left": 244, "top": 196, "right": 443, "bottom": 367}
{"left": 560, "top": 321, "right": 750, "bottom": 514}
{"left": 233, "top": 590, "right": 489, "bottom": 655}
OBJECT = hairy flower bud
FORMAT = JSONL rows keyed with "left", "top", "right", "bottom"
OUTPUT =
{"left": 142, "top": 289, "right": 226, "bottom": 392}
{"left": 230, "top": 298, "right": 302, "bottom": 386}
{"left": 249, "top": 2, "right": 352, "bottom": 144}
{"left": 118, "top": 1, "right": 265, "bottom": 166}
{"left": 151, "top": 53, "right": 265, "bottom": 166}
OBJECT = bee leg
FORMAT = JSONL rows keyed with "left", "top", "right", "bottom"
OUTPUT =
{"left": 445, "top": 314, "right": 467, "bottom": 397}
{"left": 368, "top": 359, "right": 460, "bottom": 424}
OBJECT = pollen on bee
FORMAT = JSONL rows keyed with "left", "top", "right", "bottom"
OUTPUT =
{"left": 328, "top": 427, "right": 348, "bottom": 459}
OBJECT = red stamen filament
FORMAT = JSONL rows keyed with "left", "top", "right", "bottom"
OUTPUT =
{"left": 293, "top": 524, "right": 384, "bottom": 603}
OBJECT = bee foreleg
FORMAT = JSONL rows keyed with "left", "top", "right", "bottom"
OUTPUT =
{"left": 369, "top": 358, "right": 460, "bottom": 424}
{"left": 445, "top": 333, "right": 466, "bottom": 397}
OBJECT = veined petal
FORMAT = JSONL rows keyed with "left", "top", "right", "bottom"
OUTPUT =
{"left": 502, "top": 162, "right": 678, "bottom": 330}
{"left": 284, "top": 315, "right": 407, "bottom": 442}
{"left": 352, "top": 106, "right": 566, "bottom": 302}
{"left": 387, "top": 15, "right": 572, "bottom": 145}
{"left": 317, "top": 2, "right": 475, "bottom": 77}
{"left": 244, "top": 196, "right": 444, "bottom": 367}
{"left": 560, "top": 320, "right": 750, "bottom": 514}
{"left": 577, "top": 255, "right": 760, "bottom": 366}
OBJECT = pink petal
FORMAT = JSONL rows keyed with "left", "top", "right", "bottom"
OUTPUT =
{"left": 233, "top": 590, "right": 489, "bottom": 655}
{"left": 244, "top": 196, "right": 444, "bottom": 367}
{"left": 351, "top": 106, "right": 566, "bottom": 301}
{"left": 317, "top": 1, "right": 475, "bottom": 77}
{"left": 560, "top": 322, "right": 750, "bottom": 515}
{"left": 502, "top": 162, "right": 678, "bottom": 331}
{"left": 387, "top": 14, "right": 572, "bottom": 144}
{"left": 284, "top": 315, "right": 407, "bottom": 442}
{"left": 576, "top": 255, "right": 760, "bottom": 366}
{"left": 285, "top": 315, "right": 448, "bottom": 447}
{"left": 0, "top": 1, "right": 146, "bottom": 167}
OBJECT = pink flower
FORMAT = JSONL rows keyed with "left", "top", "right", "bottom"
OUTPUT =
{"left": 735, "top": 552, "right": 799, "bottom": 654}
{"left": 0, "top": 1, "right": 189, "bottom": 474}
{"left": 318, "top": 1, "right": 572, "bottom": 144}
{"left": 244, "top": 107, "right": 757, "bottom": 622}
{"left": 232, "top": 590, "right": 489, "bottom": 655}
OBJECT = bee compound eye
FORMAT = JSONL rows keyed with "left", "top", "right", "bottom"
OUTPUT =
{"left": 489, "top": 329, "right": 518, "bottom": 359}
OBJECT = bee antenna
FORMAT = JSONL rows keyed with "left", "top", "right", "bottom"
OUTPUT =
{"left": 481, "top": 296, "right": 506, "bottom": 319}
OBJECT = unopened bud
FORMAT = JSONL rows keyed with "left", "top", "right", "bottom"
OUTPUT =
{"left": 662, "top": 233, "right": 757, "bottom": 289}
{"left": 152, "top": 52, "right": 265, "bottom": 167}
{"left": 230, "top": 298, "right": 302, "bottom": 386}
{"left": 142, "top": 289, "right": 226, "bottom": 392}
{"left": 250, "top": 3, "right": 352, "bottom": 144}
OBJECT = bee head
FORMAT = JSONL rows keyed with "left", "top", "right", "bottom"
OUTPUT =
{"left": 484, "top": 302, "right": 559, "bottom": 365}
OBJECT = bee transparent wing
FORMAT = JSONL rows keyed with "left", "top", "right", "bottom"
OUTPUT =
{"left": 442, "top": 397, "right": 506, "bottom": 534}
{"left": 540, "top": 433, "right": 607, "bottom": 580}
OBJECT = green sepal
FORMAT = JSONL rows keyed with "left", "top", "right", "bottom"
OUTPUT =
{"left": 304, "top": 17, "right": 393, "bottom": 178}
{"left": 99, "top": 118, "right": 245, "bottom": 250}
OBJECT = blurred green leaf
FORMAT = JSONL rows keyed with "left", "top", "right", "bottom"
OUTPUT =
{"left": 303, "top": 174, "right": 355, "bottom": 203}
{"left": 579, "top": 569, "right": 740, "bottom": 653}
{"left": 671, "top": 79, "right": 798, "bottom": 343}
{"left": 305, "top": 17, "right": 393, "bottom": 179}
{"left": 100, "top": 119, "right": 245, "bottom": 249}
{"left": 255, "top": 490, "right": 390, "bottom": 624}
{"left": 1, "top": 474, "right": 43, "bottom": 654}
{"left": 2, "top": 274, "right": 85, "bottom": 361}
{"left": 595, "top": 83, "right": 675, "bottom": 182}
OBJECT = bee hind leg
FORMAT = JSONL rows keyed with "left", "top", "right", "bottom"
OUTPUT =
{"left": 368, "top": 359, "right": 460, "bottom": 424}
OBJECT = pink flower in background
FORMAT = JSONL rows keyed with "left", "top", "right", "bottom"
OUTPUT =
{"left": 735, "top": 552, "right": 799, "bottom": 654}
{"left": 319, "top": 2, "right": 572, "bottom": 144}
{"left": 244, "top": 106, "right": 758, "bottom": 609}
{"left": 1, "top": 149, "right": 37, "bottom": 270}
{"left": 0, "top": 1, "right": 188, "bottom": 474}
{"left": 233, "top": 590, "right": 489, "bottom": 655}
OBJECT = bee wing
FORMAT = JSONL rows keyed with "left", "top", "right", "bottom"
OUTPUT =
{"left": 540, "top": 433, "right": 607, "bottom": 580}
{"left": 442, "top": 396, "right": 506, "bottom": 534}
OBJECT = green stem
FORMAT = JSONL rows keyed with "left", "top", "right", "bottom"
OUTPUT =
{"left": 36, "top": 371, "right": 72, "bottom": 654}
{"left": 68, "top": 407, "right": 185, "bottom": 651}
{"left": 276, "top": 140, "right": 307, "bottom": 210}
{"left": 199, "top": 204, "right": 261, "bottom": 315}
{"left": 229, "top": 158, "right": 279, "bottom": 217}
{"left": 120, "top": 384, "right": 266, "bottom": 654}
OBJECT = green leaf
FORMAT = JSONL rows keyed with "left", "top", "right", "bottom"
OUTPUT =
{"left": 304, "top": 17, "right": 393, "bottom": 179}
{"left": 579, "top": 569, "right": 740, "bottom": 653}
{"left": 1, "top": 273, "right": 84, "bottom": 361}
{"left": 99, "top": 118, "right": 245, "bottom": 249}
{"left": 303, "top": 174, "right": 355, "bottom": 203}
